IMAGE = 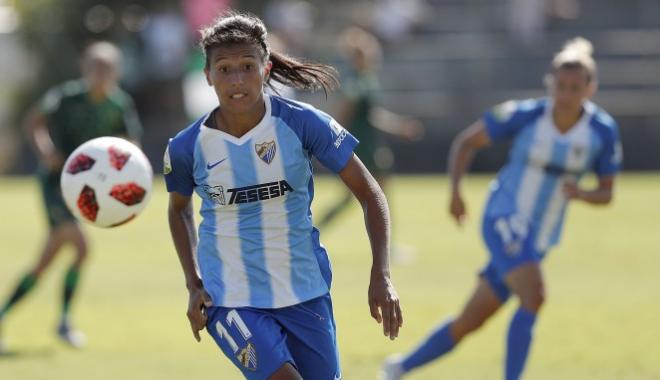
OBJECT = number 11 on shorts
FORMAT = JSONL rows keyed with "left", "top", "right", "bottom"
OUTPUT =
{"left": 215, "top": 309, "right": 252, "bottom": 353}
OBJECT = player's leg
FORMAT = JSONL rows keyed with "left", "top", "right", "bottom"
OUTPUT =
{"left": 59, "top": 222, "right": 88, "bottom": 320}
{"left": 0, "top": 223, "right": 69, "bottom": 353}
{"left": 482, "top": 214, "right": 544, "bottom": 380}
{"left": 0, "top": 224, "right": 69, "bottom": 320}
{"left": 273, "top": 293, "right": 341, "bottom": 380}
{"left": 206, "top": 306, "right": 301, "bottom": 380}
{"left": 503, "top": 262, "right": 545, "bottom": 380}
{"left": 56, "top": 221, "right": 89, "bottom": 348}
{"left": 269, "top": 363, "right": 302, "bottom": 380}
{"left": 450, "top": 275, "right": 508, "bottom": 344}
{"left": 382, "top": 274, "right": 504, "bottom": 379}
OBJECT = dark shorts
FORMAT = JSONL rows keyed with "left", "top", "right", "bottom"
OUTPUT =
{"left": 206, "top": 293, "right": 341, "bottom": 380}
{"left": 38, "top": 170, "right": 76, "bottom": 228}
{"left": 479, "top": 215, "right": 546, "bottom": 302}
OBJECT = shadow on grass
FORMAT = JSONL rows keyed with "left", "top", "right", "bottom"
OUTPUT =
{"left": 0, "top": 347, "right": 56, "bottom": 360}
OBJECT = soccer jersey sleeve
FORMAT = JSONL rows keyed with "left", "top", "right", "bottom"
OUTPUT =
{"left": 39, "top": 86, "right": 63, "bottom": 116}
{"left": 483, "top": 99, "right": 544, "bottom": 141}
{"left": 302, "top": 109, "right": 359, "bottom": 173}
{"left": 164, "top": 136, "right": 196, "bottom": 196}
{"left": 593, "top": 118, "right": 623, "bottom": 177}
{"left": 120, "top": 96, "right": 143, "bottom": 143}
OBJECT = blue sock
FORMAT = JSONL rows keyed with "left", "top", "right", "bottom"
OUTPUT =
{"left": 506, "top": 308, "right": 537, "bottom": 380}
{"left": 401, "top": 320, "right": 456, "bottom": 373}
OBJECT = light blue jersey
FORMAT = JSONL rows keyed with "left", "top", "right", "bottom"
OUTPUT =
{"left": 164, "top": 94, "right": 358, "bottom": 308}
{"left": 483, "top": 98, "right": 622, "bottom": 252}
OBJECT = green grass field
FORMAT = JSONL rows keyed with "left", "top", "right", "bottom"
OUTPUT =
{"left": 0, "top": 174, "right": 659, "bottom": 379}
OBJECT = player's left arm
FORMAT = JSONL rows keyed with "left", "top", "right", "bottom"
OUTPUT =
{"left": 337, "top": 154, "right": 403, "bottom": 340}
{"left": 168, "top": 192, "right": 213, "bottom": 342}
{"left": 563, "top": 175, "right": 615, "bottom": 205}
{"left": 566, "top": 117, "right": 622, "bottom": 206}
{"left": 115, "top": 95, "right": 143, "bottom": 146}
{"left": 368, "top": 106, "right": 424, "bottom": 141}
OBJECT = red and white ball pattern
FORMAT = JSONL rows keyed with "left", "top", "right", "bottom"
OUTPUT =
{"left": 60, "top": 137, "right": 153, "bottom": 228}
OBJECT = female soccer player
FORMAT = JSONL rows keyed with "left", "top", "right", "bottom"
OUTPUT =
{"left": 0, "top": 42, "right": 142, "bottom": 351}
{"left": 165, "top": 12, "right": 403, "bottom": 380}
{"left": 317, "top": 26, "right": 422, "bottom": 229}
{"left": 381, "top": 37, "right": 622, "bottom": 380}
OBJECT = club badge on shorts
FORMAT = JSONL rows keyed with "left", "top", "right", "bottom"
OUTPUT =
{"left": 237, "top": 342, "right": 258, "bottom": 371}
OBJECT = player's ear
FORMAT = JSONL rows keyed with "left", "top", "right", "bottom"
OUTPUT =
{"left": 204, "top": 67, "right": 212, "bottom": 86}
{"left": 586, "top": 79, "right": 598, "bottom": 99}
{"left": 264, "top": 61, "right": 272, "bottom": 79}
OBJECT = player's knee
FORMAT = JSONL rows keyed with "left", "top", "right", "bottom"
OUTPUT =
{"left": 268, "top": 362, "right": 302, "bottom": 380}
{"left": 453, "top": 313, "right": 487, "bottom": 338}
{"left": 74, "top": 247, "right": 89, "bottom": 265}
{"left": 520, "top": 285, "right": 546, "bottom": 312}
{"left": 30, "top": 267, "right": 46, "bottom": 278}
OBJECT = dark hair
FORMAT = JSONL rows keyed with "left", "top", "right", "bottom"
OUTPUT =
{"left": 199, "top": 12, "right": 339, "bottom": 95}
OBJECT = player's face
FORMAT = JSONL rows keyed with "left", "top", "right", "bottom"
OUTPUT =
{"left": 550, "top": 67, "right": 594, "bottom": 111}
{"left": 83, "top": 58, "right": 119, "bottom": 91}
{"left": 205, "top": 43, "right": 271, "bottom": 114}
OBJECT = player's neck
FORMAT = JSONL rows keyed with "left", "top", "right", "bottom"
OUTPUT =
{"left": 215, "top": 100, "right": 266, "bottom": 138}
{"left": 88, "top": 85, "right": 111, "bottom": 104}
{"left": 552, "top": 106, "right": 583, "bottom": 134}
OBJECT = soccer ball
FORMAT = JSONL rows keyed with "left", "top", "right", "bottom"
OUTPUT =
{"left": 60, "top": 137, "right": 153, "bottom": 228}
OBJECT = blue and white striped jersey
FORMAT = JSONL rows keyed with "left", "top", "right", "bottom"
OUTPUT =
{"left": 483, "top": 98, "right": 622, "bottom": 252}
{"left": 164, "top": 94, "right": 358, "bottom": 308}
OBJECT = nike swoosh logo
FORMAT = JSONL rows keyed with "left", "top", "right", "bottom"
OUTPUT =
{"left": 206, "top": 157, "right": 228, "bottom": 170}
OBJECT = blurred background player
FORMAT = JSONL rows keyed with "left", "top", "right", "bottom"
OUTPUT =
{"left": 381, "top": 37, "right": 622, "bottom": 380}
{"left": 165, "top": 12, "right": 402, "bottom": 379}
{"left": 316, "top": 26, "right": 423, "bottom": 233}
{"left": 0, "top": 41, "right": 142, "bottom": 352}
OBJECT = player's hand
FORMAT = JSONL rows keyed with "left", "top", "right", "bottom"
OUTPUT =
{"left": 402, "top": 119, "right": 425, "bottom": 141}
{"left": 187, "top": 286, "right": 213, "bottom": 342}
{"left": 449, "top": 191, "right": 467, "bottom": 226}
{"left": 563, "top": 181, "right": 582, "bottom": 200}
{"left": 368, "top": 271, "right": 403, "bottom": 340}
{"left": 42, "top": 151, "right": 65, "bottom": 172}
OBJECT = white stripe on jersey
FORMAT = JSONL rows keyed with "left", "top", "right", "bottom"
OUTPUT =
{"left": 516, "top": 117, "right": 552, "bottom": 221}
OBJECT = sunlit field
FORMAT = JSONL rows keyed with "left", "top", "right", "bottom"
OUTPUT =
{"left": 1, "top": 174, "right": 658, "bottom": 379}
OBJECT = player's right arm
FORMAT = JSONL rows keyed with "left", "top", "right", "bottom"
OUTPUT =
{"left": 168, "top": 192, "right": 212, "bottom": 342}
{"left": 447, "top": 119, "right": 492, "bottom": 225}
{"left": 22, "top": 106, "right": 64, "bottom": 171}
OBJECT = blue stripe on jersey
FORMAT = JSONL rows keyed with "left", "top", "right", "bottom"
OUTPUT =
{"left": 530, "top": 141, "right": 570, "bottom": 224}
{"left": 194, "top": 137, "right": 225, "bottom": 305}
{"left": 587, "top": 127, "right": 602, "bottom": 168}
{"left": 164, "top": 118, "right": 203, "bottom": 196}
{"left": 485, "top": 123, "right": 537, "bottom": 217}
{"left": 225, "top": 140, "right": 273, "bottom": 307}
{"left": 275, "top": 120, "right": 329, "bottom": 299}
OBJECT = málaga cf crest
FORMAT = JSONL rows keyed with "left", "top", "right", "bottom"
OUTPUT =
{"left": 237, "top": 342, "right": 258, "bottom": 371}
{"left": 255, "top": 140, "right": 276, "bottom": 164}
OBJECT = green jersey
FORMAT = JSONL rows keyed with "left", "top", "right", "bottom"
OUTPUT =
{"left": 37, "top": 79, "right": 142, "bottom": 227}
{"left": 40, "top": 79, "right": 142, "bottom": 158}
{"left": 342, "top": 71, "right": 383, "bottom": 172}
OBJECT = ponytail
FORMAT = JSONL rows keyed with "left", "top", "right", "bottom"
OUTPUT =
{"left": 267, "top": 51, "right": 339, "bottom": 95}
{"left": 551, "top": 37, "right": 597, "bottom": 82}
